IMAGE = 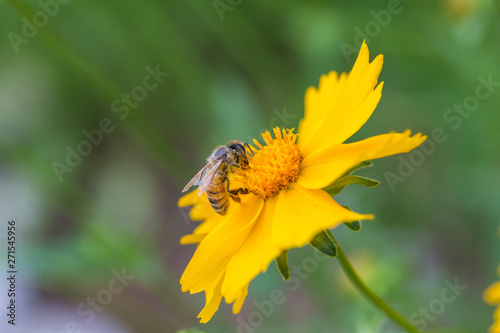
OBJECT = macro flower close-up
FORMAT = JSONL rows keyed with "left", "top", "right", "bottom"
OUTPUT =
{"left": 179, "top": 42, "right": 426, "bottom": 323}
{"left": 3, "top": 1, "right": 499, "bottom": 332}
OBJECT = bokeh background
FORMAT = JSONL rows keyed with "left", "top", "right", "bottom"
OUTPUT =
{"left": 0, "top": 0, "right": 499, "bottom": 332}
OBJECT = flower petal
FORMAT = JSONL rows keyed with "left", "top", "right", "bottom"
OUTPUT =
{"left": 197, "top": 275, "right": 224, "bottom": 323}
{"left": 179, "top": 190, "right": 222, "bottom": 225}
{"left": 298, "top": 131, "right": 427, "bottom": 190}
{"left": 272, "top": 183, "right": 373, "bottom": 249}
{"left": 179, "top": 191, "right": 224, "bottom": 244}
{"left": 232, "top": 285, "right": 249, "bottom": 314}
{"left": 222, "top": 196, "right": 281, "bottom": 303}
{"left": 180, "top": 194, "right": 264, "bottom": 294}
{"left": 299, "top": 41, "right": 384, "bottom": 155}
{"left": 180, "top": 233, "right": 207, "bottom": 245}
{"left": 189, "top": 201, "right": 220, "bottom": 222}
{"left": 178, "top": 190, "right": 201, "bottom": 207}
{"left": 484, "top": 281, "right": 500, "bottom": 305}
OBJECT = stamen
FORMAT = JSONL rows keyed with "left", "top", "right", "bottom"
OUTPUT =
{"left": 241, "top": 127, "right": 303, "bottom": 200}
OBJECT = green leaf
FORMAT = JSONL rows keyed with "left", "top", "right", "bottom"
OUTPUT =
{"left": 324, "top": 175, "right": 380, "bottom": 197}
{"left": 310, "top": 230, "right": 338, "bottom": 257}
{"left": 275, "top": 250, "right": 290, "bottom": 280}
{"left": 176, "top": 329, "right": 206, "bottom": 333}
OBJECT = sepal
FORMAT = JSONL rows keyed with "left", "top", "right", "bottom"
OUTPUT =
{"left": 324, "top": 175, "right": 380, "bottom": 196}
{"left": 341, "top": 160, "right": 373, "bottom": 176}
{"left": 322, "top": 161, "right": 378, "bottom": 196}
{"left": 309, "top": 230, "right": 338, "bottom": 257}
{"left": 343, "top": 220, "right": 362, "bottom": 231}
{"left": 341, "top": 205, "right": 362, "bottom": 231}
{"left": 276, "top": 250, "right": 290, "bottom": 280}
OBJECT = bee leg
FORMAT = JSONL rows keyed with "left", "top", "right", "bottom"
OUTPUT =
{"left": 226, "top": 177, "right": 247, "bottom": 202}
{"left": 229, "top": 193, "right": 241, "bottom": 203}
{"left": 228, "top": 162, "right": 242, "bottom": 172}
{"left": 225, "top": 177, "right": 240, "bottom": 202}
{"left": 228, "top": 188, "right": 249, "bottom": 203}
{"left": 228, "top": 188, "right": 249, "bottom": 195}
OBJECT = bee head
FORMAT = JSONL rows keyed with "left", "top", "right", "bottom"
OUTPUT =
{"left": 227, "top": 140, "right": 249, "bottom": 168}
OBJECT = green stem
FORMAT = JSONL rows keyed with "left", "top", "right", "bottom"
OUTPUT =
{"left": 327, "top": 231, "right": 419, "bottom": 333}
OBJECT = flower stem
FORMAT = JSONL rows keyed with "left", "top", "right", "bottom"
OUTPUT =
{"left": 327, "top": 231, "right": 419, "bottom": 333}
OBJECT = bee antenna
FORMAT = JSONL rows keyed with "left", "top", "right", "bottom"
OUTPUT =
{"left": 244, "top": 142, "right": 255, "bottom": 156}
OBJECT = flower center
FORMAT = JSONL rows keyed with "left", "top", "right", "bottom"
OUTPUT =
{"left": 241, "top": 127, "right": 302, "bottom": 200}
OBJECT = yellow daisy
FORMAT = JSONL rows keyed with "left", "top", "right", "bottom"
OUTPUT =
{"left": 484, "top": 266, "right": 500, "bottom": 332}
{"left": 178, "top": 41, "right": 426, "bottom": 323}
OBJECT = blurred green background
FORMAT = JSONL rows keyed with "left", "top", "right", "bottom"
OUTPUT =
{"left": 0, "top": 0, "right": 498, "bottom": 332}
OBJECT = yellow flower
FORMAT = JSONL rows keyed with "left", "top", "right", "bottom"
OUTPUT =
{"left": 178, "top": 41, "right": 426, "bottom": 323}
{"left": 484, "top": 266, "right": 500, "bottom": 332}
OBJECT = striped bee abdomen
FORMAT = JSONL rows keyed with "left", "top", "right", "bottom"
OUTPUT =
{"left": 206, "top": 171, "right": 230, "bottom": 215}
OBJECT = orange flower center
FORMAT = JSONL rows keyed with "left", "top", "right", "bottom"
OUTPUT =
{"left": 240, "top": 127, "right": 302, "bottom": 200}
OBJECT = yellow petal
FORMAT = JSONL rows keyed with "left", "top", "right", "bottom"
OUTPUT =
{"left": 178, "top": 189, "right": 221, "bottom": 224}
{"left": 180, "top": 233, "right": 207, "bottom": 245}
{"left": 179, "top": 192, "right": 224, "bottom": 244}
{"left": 178, "top": 190, "right": 201, "bottom": 207}
{"left": 272, "top": 183, "right": 373, "bottom": 249}
{"left": 191, "top": 216, "right": 221, "bottom": 235}
{"left": 222, "top": 197, "right": 282, "bottom": 303}
{"left": 197, "top": 275, "right": 224, "bottom": 323}
{"left": 298, "top": 131, "right": 426, "bottom": 190}
{"left": 179, "top": 212, "right": 222, "bottom": 245}
{"left": 491, "top": 323, "right": 500, "bottom": 333}
{"left": 189, "top": 202, "right": 219, "bottom": 222}
{"left": 180, "top": 194, "right": 264, "bottom": 294}
{"left": 490, "top": 307, "right": 500, "bottom": 333}
{"left": 231, "top": 285, "right": 249, "bottom": 314}
{"left": 299, "top": 41, "right": 384, "bottom": 155}
{"left": 484, "top": 281, "right": 500, "bottom": 305}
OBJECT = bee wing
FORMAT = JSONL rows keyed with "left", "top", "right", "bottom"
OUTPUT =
{"left": 197, "top": 158, "right": 225, "bottom": 195}
{"left": 182, "top": 158, "right": 224, "bottom": 195}
{"left": 182, "top": 163, "right": 211, "bottom": 192}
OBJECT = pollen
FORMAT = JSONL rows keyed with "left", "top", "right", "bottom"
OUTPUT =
{"left": 241, "top": 127, "right": 303, "bottom": 200}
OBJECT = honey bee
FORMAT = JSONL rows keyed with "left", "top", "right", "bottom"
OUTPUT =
{"left": 182, "top": 140, "right": 250, "bottom": 215}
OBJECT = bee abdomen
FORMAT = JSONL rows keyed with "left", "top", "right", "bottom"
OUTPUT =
{"left": 208, "top": 195, "right": 225, "bottom": 204}
{"left": 208, "top": 192, "right": 229, "bottom": 215}
{"left": 209, "top": 197, "right": 229, "bottom": 215}
{"left": 207, "top": 175, "right": 229, "bottom": 215}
